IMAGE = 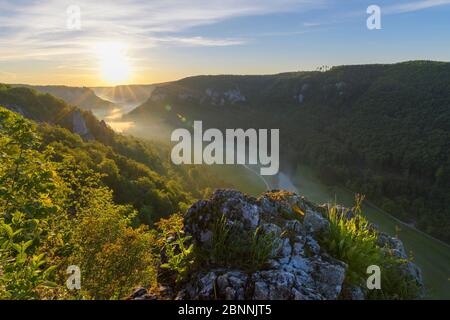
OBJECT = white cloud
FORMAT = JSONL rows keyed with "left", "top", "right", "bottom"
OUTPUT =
{"left": 154, "top": 36, "right": 246, "bottom": 47}
{"left": 385, "top": 0, "right": 450, "bottom": 14}
{"left": 0, "top": 0, "right": 325, "bottom": 62}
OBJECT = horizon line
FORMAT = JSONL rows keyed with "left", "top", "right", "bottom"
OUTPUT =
{"left": 2, "top": 59, "right": 448, "bottom": 88}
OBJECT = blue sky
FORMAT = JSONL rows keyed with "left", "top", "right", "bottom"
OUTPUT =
{"left": 0, "top": 0, "right": 449, "bottom": 85}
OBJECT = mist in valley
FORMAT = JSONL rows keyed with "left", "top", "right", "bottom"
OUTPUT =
{"left": 90, "top": 90, "right": 299, "bottom": 196}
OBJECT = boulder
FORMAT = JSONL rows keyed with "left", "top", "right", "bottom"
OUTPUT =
{"left": 165, "top": 189, "right": 423, "bottom": 300}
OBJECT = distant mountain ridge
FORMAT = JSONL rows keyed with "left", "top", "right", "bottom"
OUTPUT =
{"left": 0, "top": 84, "right": 113, "bottom": 141}
{"left": 10, "top": 84, "right": 118, "bottom": 112}
{"left": 91, "top": 84, "right": 155, "bottom": 106}
{"left": 126, "top": 61, "right": 450, "bottom": 243}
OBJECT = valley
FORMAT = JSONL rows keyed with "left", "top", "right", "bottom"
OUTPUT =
{"left": 93, "top": 94, "right": 450, "bottom": 299}
{"left": 77, "top": 74, "right": 450, "bottom": 299}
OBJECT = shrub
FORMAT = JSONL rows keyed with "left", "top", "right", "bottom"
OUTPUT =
{"left": 156, "top": 214, "right": 194, "bottom": 284}
{"left": 70, "top": 188, "right": 156, "bottom": 299}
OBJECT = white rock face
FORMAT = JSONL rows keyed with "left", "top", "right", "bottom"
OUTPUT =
{"left": 223, "top": 89, "right": 246, "bottom": 104}
{"left": 205, "top": 88, "right": 219, "bottom": 98}
{"left": 72, "top": 110, "right": 89, "bottom": 136}
{"left": 204, "top": 88, "right": 246, "bottom": 106}
{"left": 4, "top": 105, "right": 27, "bottom": 117}
{"left": 178, "top": 93, "right": 195, "bottom": 101}
{"left": 301, "top": 83, "right": 310, "bottom": 92}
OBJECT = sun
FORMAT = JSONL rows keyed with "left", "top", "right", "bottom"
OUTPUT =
{"left": 95, "top": 42, "right": 131, "bottom": 85}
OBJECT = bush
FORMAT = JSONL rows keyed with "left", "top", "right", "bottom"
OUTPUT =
{"left": 156, "top": 214, "right": 194, "bottom": 284}
{"left": 70, "top": 188, "right": 156, "bottom": 299}
{"left": 366, "top": 254, "right": 421, "bottom": 300}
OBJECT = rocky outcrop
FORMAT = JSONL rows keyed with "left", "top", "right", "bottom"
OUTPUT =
{"left": 161, "top": 189, "right": 423, "bottom": 300}
{"left": 147, "top": 86, "right": 246, "bottom": 107}
{"left": 71, "top": 110, "right": 94, "bottom": 141}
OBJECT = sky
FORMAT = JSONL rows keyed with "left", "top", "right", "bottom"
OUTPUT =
{"left": 0, "top": 0, "right": 449, "bottom": 86}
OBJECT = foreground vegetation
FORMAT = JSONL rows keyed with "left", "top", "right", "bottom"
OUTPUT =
{"left": 0, "top": 106, "right": 226, "bottom": 299}
{"left": 0, "top": 107, "right": 154, "bottom": 298}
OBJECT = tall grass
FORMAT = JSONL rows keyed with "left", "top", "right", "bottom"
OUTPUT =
{"left": 321, "top": 195, "right": 382, "bottom": 285}
{"left": 321, "top": 195, "right": 421, "bottom": 299}
{"left": 208, "top": 215, "right": 277, "bottom": 272}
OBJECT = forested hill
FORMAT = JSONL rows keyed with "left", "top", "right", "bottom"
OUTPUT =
{"left": 0, "top": 105, "right": 422, "bottom": 300}
{"left": 127, "top": 61, "right": 450, "bottom": 243}
{"left": 11, "top": 84, "right": 116, "bottom": 111}
{"left": 0, "top": 84, "right": 228, "bottom": 225}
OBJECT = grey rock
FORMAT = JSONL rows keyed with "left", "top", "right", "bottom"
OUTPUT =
{"left": 304, "top": 210, "right": 329, "bottom": 235}
{"left": 313, "top": 259, "right": 347, "bottom": 300}
{"left": 285, "top": 220, "right": 303, "bottom": 233}
{"left": 72, "top": 110, "right": 94, "bottom": 141}
{"left": 216, "top": 271, "right": 248, "bottom": 300}
{"left": 196, "top": 272, "right": 217, "bottom": 299}
{"left": 175, "top": 189, "right": 423, "bottom": 300}
{"left": 252, "top": 270, "right": 296, "bottom": 300}
{"left": 261, "top": 223, "right": 282, "bottom": 237}
{"left": 342, "top": 285, "right": 366, "bottom": 300}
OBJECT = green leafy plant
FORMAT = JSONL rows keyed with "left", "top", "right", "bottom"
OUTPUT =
{"left": 160, "top": 236, "right": 194, "bottom": 282}
{"left": 156, "top": 214, "right": 194, "bottom": 283}
{"left": 0, "top": 221, "right": 57, "bottom": 299}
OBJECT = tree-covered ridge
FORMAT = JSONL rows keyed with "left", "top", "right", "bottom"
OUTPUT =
{"left": 11, "top": 85, "right": 117, "bottom": 112}
{"left": 0, "top": 84, "right": 228, "bottom": 225}
{"left": 0, "top": 107, "right": 424, "bottom": 300}
{"left": 128, "top": 61, "right": 450, "bottom": 243}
